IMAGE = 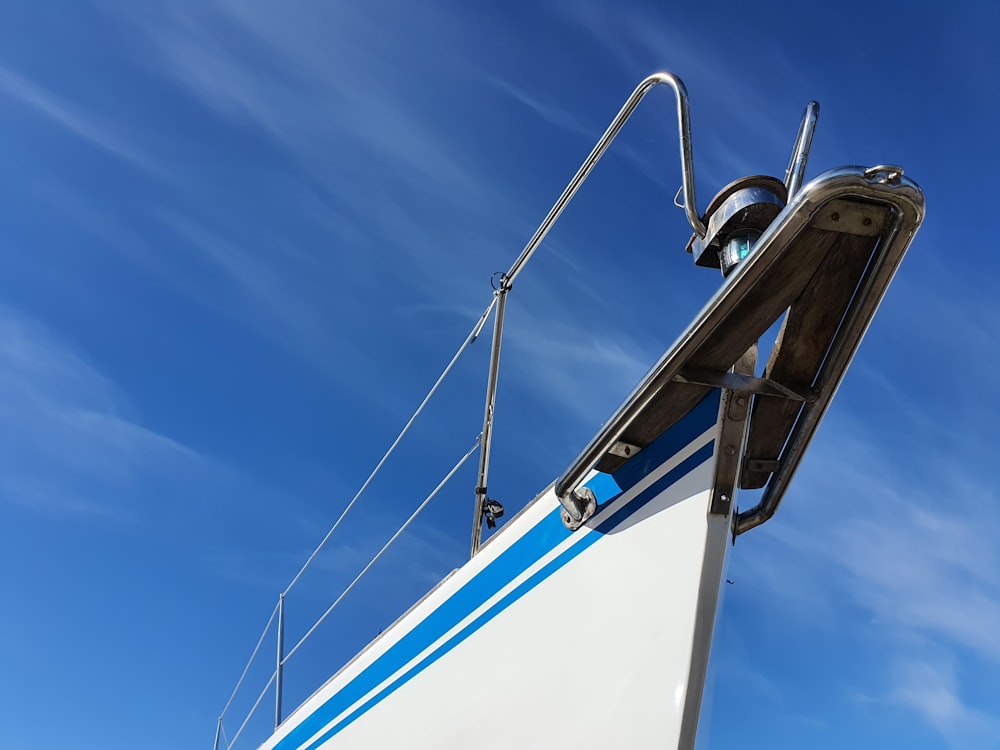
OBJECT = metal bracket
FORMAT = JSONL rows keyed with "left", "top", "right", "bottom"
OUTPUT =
{"left": 812, "top": 198, "right": 886, "bottom": 237}
{"left": 559, "top": 486, "right": 598, "bottom": 530}
{"left": 608, "top": 440, "right": 642, "bottom": 459}
{"left": 709, "top": 348, "right": 755, "bottom": 516}
{"left": 482, "top": 497, "right": 505, "bottom": 529}
{"left": 864, "top": 164, "right": 904, "bottom": 184}
{"left": 675, "top": 368, "right": 816, "bottom": 402}
{"left": 744, "top": 458, "right": 780, "bottom": 475}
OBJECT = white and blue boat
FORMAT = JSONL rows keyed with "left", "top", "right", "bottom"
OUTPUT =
{"left": 214, "top": 72, "right": 924, "bottom": 750}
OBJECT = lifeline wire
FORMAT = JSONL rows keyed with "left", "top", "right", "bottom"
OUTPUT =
{"left": 281, "top": 436, "right": 482, "bottom": 666}
{"left": 219, "top": 602, "right": 280, "bottom": 720}
{"left": 227, "top": 671, "right": 277, "bottom": 750}
{"left": 280, "top": 296, "right": 498, "bottom": 598}
{"left": 216, "top": 299, "right": 496, "bottom": 746}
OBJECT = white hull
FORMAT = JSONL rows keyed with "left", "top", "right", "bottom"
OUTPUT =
{"left": 263, "top": 394, "right": 730, "bottom": 749}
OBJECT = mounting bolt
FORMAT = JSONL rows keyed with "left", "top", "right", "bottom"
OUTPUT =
{"left": 724, "top": 445, "right": 736, "bottom": 456}
{"left": 831, "top": 212, "right": 840, "bottom": 221}
{"left": 863, "top": 217, "right": 873, "bottom": 227}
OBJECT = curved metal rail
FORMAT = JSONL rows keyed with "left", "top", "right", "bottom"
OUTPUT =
{"left": 503, "top": 71, "right": 707, "bottom": 289}
{"left": 734, "top": 164, "right": 924, "bottom": 534}
{"left": 471, "top": 71, "right": 707, "bottom": 554}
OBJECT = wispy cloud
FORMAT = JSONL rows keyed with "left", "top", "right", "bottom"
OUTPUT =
{"left": 887, "top": 657, "right": 1000, "bottom": 748}
{"left": 834, "top": 502, "right": 1000, "bottom": 658}
{"left": 506, "top": 311, "right": 651, "bottom": 422}
{"left": 483, "top": 70, "right": 688, "bottom": 195}
{"left": 0, "top": 305, "right": 201, "bottom": 520}
{"left": 0, "top": 65, "right": 162, "bottom": 175}
{"left": 767, "top": 435, "right": 1000, "bottom": 641}
{"left": 551, "top": 5, "right": 809, "bottom": 194}
{"left": 117, "top": 1, "right": 499, "bottom": 207}
{"left": 735, "top": 417, "right": 1000, "bottom": 745}
{"left": 483, "top": 73, "right": 597, "bottom": 143}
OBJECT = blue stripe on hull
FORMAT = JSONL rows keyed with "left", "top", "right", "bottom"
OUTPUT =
{"left": 276, "top": 394, "right": 721, "bottom": 750}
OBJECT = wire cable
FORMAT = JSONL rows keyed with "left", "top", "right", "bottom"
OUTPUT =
{"left": 219, "top": 602, "right": 279, "bottom": 720}
{"left": 281, "top": 436, "right": 482, "bottom": 666}
{"left": 226, "top": 671, "right": 277, "bottom": 750}
{"left": 281, "top": 297, "right": 497, "bottom": 598}
{"left": 216, "top": 299, "right": 495, "bottom": 746}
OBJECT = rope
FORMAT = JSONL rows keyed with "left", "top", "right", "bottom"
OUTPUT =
{"left": 226, "top": 670, "right": 277, "bottom": 750}
{"left": 281, "top": 436, "right": 482, "bottom": 666}
{"left": 281, "top": 297, "right": 498, "bottom": 598}
{"left": 219, "top": 602, "right": 279, "bottom": 720}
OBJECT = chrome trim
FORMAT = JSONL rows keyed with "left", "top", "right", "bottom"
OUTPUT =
{"left": 554, "top": 166, "right": 924, "bottom": 523}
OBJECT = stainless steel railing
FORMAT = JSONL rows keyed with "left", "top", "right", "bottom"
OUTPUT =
{"left": 471, "top": 71, "right": 708, "bottom": 554}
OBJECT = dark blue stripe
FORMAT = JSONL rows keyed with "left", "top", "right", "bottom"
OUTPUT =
{"left": 302, "top": 443, "right": 715, "bottom": 749}
{"left": 275, "top": 393, "right": 720, "bottom": 750}
{"left": 611, "top": 392, "right": 719, "bottom": 492}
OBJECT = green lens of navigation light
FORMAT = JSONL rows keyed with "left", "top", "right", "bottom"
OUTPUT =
{"left": 720, "top": 230, "right": 762, "bottom": 277}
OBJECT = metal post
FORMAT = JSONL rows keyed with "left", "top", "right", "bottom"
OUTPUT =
{"left": 471, "top": 286, "right": 508, "bottom": 557}
{"left": 275, "top": 593, "right": 285, "bottom": 729}
{"left": 784, "top": 101, "right": 819, "bottom": 199}
{"left": 213, "top": 717, "right": 223, "bottom": 750}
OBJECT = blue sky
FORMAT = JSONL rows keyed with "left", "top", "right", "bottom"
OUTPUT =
{"left": 1, "top": 1, "right": 997, "bottom": 748}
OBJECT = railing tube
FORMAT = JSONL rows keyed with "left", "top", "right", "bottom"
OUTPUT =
{"left": 784, "top": 101, "right": 819, "bottom": 198}
{"left": 470, "top": 72, "right": 704, "bottom": 544}
{"left": 274, "top": 594, "right": 285, "bottom": 729}
{"left": 471, "top": 287, "right": 508, "bottom": 556}
{"left": 502, "top": 72, "right": 705, "bottom": 291}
